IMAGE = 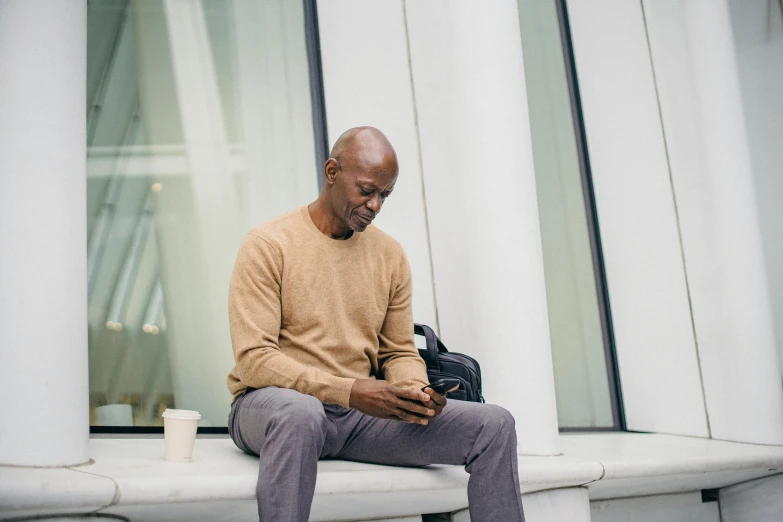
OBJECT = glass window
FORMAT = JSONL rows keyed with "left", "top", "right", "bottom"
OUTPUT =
{"left": 727, "top": 0, "right": 783, "bottom": 386}
{"left": 86, "top": 0, "right": 322, "bottom": 428}
{"left": 517, "top": 0, "right": 622, "bottom": 429}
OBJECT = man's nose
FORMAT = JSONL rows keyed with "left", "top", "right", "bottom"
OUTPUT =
{"left": 366, "top": 193, "right": 381, "bottom": 213}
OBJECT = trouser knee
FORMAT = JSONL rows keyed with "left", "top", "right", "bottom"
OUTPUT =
{"left": 268, "top": 395, "right": 329, "bottom": 444}
{"left": 480, "top": 404, "right": 517, "bottom": 442}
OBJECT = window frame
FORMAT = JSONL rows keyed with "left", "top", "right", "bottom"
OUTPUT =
{"left": 89, "top": 0, "right": 329, "bottom": 435}
{"left": 554, "top": 0, "right": 626, "bottom": 432}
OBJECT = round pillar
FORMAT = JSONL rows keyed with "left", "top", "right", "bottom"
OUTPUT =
{"left": 405, "top": 0, "right": 560, "bottom": 455}
{"left": 680, "top": 0, "right": 783, "bottom": 445}
{"left": 0, "top": 0, "right": 89, "bottom": 466}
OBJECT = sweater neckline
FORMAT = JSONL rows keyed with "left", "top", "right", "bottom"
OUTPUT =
{"left": 300, "top": 205, "right": 364, "bottom": 248}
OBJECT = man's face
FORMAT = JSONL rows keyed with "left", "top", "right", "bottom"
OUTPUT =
{"left": 331, "top": 158, "right": 397, "bottom": 233}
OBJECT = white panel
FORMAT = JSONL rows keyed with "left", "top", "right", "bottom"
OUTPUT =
{"left": 729, "top": 0, "right": 783, "bottom": 383}
{"left": 642, "top": 0, "right": 783, "bottom": 445}
{"left": 454, "top": 489, "right": 591, "bottom": 521}
{"left": 406, "top": 0, "right": 559, "bottom": 454}
{"left": 720, "top": 473, "right": 783, "bottom": 522}
{"left": 566, "top": 0, "right": 708, "bottom": 437}
{"left": 0, "top": 0, "right": 90, "bottom": 466}
{"left": 591, "top": 492, "right": 720, "bottom": 522}
{"left": 316, "top": 0, "right": 438, "bottom": 329}
{"left": 522, "top": 488, "right": 591, "bottom": 522}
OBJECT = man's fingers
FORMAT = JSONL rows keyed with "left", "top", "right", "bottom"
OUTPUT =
{"left": 395, "top": 397, "right": 434, "bottom": 417}
{"left": 395, "top": 409, "right": 428, "bottom": 425}
{"left": 392, "top": 385, "right": 430, "bottom": 404}
{"left": 423, "top": 388, "right": 448, "bottom": 406}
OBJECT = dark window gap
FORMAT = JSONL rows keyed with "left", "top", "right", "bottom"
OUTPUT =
{"left": 555, "top": 0, "right": 626, "bottom": 431}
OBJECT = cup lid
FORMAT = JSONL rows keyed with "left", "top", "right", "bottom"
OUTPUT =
{"left": 162, "top": 409, "right": 201, "bottom": 420}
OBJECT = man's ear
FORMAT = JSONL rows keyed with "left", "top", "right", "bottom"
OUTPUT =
{"left": 324, "top": 158, "right": 340, "bottom": 185}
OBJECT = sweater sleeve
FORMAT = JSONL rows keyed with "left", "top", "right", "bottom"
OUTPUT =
{"left": 228, "top": 233, "right": 356, "bottom": 407}
{"left": 377, "top": 249, "right": 430, "bottom": 390}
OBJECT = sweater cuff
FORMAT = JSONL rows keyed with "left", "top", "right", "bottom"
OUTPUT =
{"left": 395, "top": 376, "right": 430, "bottom": 392}
{"left": 322, "top": 376, "right": 356, "bottom": 408}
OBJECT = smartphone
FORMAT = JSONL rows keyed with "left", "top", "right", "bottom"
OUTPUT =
{"left": 422, "top": 378, "right": 461, "bottom": 395}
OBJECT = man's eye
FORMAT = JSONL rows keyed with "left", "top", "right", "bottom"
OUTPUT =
{"left": 360, "top": 188, "right": 373, "bottom": 196}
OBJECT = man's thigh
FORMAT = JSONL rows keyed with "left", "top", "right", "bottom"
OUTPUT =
{"left": 231, "top": 386, "right": 327, "bottom": 456}
{"left": 332, "top": 400, "right": 511, "bottom": 467}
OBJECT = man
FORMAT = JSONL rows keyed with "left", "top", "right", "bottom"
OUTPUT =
{"left": 227, "top": 127, "right": 526, "bottom": 522}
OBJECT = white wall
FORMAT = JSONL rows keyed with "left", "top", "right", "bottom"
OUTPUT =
{"left": 642, "top": 0, "right": 783, "bottom": 445}
{"left": 566, "top": 0, "right": 709, "bottom": 437}
{"left": 522, "top": 488, "right": 591, "bottom": 522}
{"left": 316, "top": 0, "right": 438, "bottom": 330}
{"left": 0, "top": 0, "right": 90, "bottom": 466}
{"left": 569, "top": 0, "right": 783, "bottom": 445}
{"left": 720, "top": 473, "right": 783, "bottom": 522}
{"left": 728, "top": 0, "right": 783, "bottom": 382}
{"left": 591, "top": 492, "right": 720, "bottom": 522}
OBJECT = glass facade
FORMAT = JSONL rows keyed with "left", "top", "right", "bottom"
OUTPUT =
{"left": 518, "top": 0, "right": 619, "bottom": 429}
{"left": 86, "top": 0, "right": 320, "bottom": 427}
{"left": 728, "top": 0, "right": 783, "bottom": 385}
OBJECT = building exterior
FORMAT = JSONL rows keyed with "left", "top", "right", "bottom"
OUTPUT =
{"left": 1, "top": 0, "right": 782, "bottom": 520}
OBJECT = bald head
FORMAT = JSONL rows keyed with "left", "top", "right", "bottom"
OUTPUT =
{"left": 315, "top": 127, "right": 399, "bottom": 236}
{"left": 329, "top": 126, "right": 397, "bottom": 173}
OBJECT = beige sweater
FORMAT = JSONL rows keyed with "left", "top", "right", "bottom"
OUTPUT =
{"left": 227, "top": 206, "right": 429, "bottom": 407}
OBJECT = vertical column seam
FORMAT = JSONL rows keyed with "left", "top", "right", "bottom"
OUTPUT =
{"left": 401, "top": 0, "right": 441, "bottom": 335}
{"left": 639, "top": 0, "right": 713, "bottom": 438}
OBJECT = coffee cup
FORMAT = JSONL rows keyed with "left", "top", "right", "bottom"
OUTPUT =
{"left": 162, "top": 409, "right": 201, "bottom": 462}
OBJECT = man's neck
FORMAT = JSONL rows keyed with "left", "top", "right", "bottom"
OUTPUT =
{"left": 308, "top": 200, "right": 351, "bottom": 239}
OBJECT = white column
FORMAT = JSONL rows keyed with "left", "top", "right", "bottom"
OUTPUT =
{"left": 566, "top": 0, "right": 711, "bottom": 438}
{"left": 0, "top": 0, "right": 89, "bottom": 466}
{"left": 405, "top": 0, "right": 560, "bottom": 455}
{"left": 642, "top": 0, "right": 783, "bottom": 445}
{"left": 677, "top": 0, "right": 783, "bottom": 446}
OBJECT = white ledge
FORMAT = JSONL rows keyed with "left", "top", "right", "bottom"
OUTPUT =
{"left": 1, "top": 433, "right": 781, "bottom": 521}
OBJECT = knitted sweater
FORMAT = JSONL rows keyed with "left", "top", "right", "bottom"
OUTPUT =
{"left": 227, "top": 205, "right": 429, "bottom": 407}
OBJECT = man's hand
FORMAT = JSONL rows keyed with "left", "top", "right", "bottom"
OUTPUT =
{"left": 349, "top": 379, "right": 435, "bottom": 425}
{"left": 421, "top": 384, "right": 456, "bottom": 419}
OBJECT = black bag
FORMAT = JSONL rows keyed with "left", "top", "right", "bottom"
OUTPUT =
{"left": 415, "top": 323, "right": 485, "bottom": 403}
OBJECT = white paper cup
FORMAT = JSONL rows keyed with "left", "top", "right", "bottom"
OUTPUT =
{"left": 162, "top": 409, "right": 200, "bottom": 462}
{"left": 95, "top": 404, "right": 134, "bottom": 426}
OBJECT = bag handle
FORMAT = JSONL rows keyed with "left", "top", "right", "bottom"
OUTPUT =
{"left": 414, "top": 323, "right": 448, "bottom": 372}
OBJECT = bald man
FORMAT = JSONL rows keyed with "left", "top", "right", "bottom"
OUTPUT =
{"left": 226, "top": 127, "right": 526, "bottom": 522}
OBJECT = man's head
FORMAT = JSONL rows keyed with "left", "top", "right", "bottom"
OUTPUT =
{"left": 322, "top": 126, "right": 398, "bottom": 233}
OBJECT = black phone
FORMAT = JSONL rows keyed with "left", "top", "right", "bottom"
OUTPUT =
{"left": 422, "top": 378, "right": 461, "bottom": 395}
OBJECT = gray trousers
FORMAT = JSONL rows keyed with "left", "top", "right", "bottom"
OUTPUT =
{"left": 228, "top": 386, "right": 526, "bottom": 522}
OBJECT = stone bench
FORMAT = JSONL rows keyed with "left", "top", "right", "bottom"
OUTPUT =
{"left": 2, "top": 433, "right": 782, "bottom": 521}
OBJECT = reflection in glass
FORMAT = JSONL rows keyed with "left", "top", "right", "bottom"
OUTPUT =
{"left": 517, "top": 0, "right": 616, "bottom": 428}
{"left": 727, "top": 0, "right": 783, "bottom": 383}
{"left": 87, "top": 0, "right": 319, "bottom": 427}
